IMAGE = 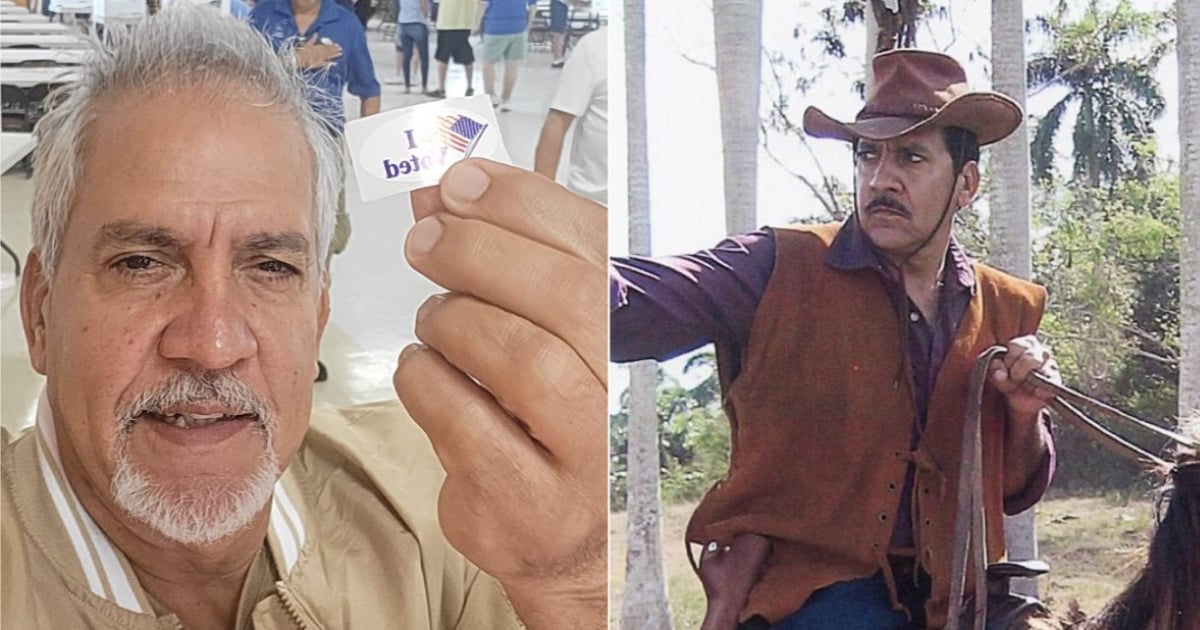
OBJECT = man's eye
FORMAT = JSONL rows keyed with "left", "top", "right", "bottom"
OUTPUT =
{"left": 905, "top": 151, "right": 925, "bottom": 163}
{"left": 115, "top": 255, "right": 158, "bottom": 272}
{"left": 856, "top": 149, "right": 878, "bottom": 160}
{"left": 256, "top": 260, "right": 298, "bottom": 276}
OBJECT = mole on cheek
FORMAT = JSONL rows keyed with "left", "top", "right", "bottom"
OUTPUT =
{"left": 154, "top": 292, "right": 162, "bottom": 301}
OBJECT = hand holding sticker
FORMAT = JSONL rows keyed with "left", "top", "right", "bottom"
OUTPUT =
{"left": 394, "top": 160, "right": 607, "bottom": 630}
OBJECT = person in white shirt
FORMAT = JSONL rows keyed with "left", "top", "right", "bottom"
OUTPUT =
{"left": 533, "top": 26, "right": 606, "bottom": 205}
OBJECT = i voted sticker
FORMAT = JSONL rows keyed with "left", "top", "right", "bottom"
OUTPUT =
{"left": 345, "top": 95, "right": 511, "bottom": 202}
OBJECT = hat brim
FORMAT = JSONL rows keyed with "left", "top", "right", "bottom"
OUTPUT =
{"left": 802, "top": 92, "right": 1022, "bottom": 147}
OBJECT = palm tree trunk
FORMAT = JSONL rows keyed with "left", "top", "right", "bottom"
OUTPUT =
{"left": 620, "top": 0, "right": 672, "bottom": 627}
{"left": 990, "top": 0, "right": 1040, "bottom": 598}
{"left": 622, "top": 362, "right": 672, "bottom": 630}
{"left": 714, "top": 0, "right": 762, "bottom": 235}
{"left": 1179, "top": 0, "right": 1200, "bottom": 424}
{"left": 865, "top": 3, "right": 880, "bottom": 92}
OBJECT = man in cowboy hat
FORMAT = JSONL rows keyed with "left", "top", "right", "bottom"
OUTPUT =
{"left": 610, "top": 49, "right": 1062, "bottom": 629}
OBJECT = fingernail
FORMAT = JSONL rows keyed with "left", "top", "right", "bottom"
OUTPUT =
{"left": 399, "top": 343, "right": 423, "bottom": 362}
{"left": 443, "top": 162, "right": 490, "bottom": 204}
{"left": 416, "top": 294, "right": 445, "bottom": 323}
{"left": 407, "top": 216, "right": 442, "bottom": 255}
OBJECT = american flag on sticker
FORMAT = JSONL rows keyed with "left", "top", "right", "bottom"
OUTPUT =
{"left": 438, "top": 114, "right": 488, "bottom": 156}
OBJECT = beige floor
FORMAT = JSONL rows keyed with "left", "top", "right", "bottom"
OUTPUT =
{"left": 1, "top": 28, "right": 575, "bottom": 432}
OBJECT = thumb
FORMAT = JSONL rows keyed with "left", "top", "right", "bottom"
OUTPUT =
{"left": 989, "top": 359, "right": 1017, "bottom": 393}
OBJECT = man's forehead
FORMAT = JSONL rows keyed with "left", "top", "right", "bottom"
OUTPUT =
{"left": 82, "top": 86, "right": 312, "bottom": 166}
{"left": 68, "top": 87, "right": 317, "bottom": 236}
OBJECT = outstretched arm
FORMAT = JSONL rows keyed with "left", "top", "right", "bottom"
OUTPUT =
{"left": 610, "top": 231, "right": 775, "bottom": 364}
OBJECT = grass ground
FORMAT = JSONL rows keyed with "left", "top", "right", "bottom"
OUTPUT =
{"left": 609, "top": 491, "right": 1156, "bottom": 628}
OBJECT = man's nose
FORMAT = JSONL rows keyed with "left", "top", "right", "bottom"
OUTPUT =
{"left": 867, "top": 155, "right": 903, "bottom": 193}
{"left": 158, "top": 272, "right": 257, "bottom": 371}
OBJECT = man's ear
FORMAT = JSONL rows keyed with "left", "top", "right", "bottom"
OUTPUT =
{"left": 317, "top": 274, "right": 331, "bottom": 338}
{"left": 313, "top": 269, "right": 331, "bottom": 381}
{"left": 20, "top": 252, "right": 51, "bottom": 375}
{"left": 956, "top": 161, "right": 981, "bottom": 210}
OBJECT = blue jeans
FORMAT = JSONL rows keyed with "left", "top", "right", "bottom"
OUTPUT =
{"left": 744, "top": 573, "right": 916, "bottom": 630}
{"left": 396, "top": 22, "right": 429, "bottom": 90}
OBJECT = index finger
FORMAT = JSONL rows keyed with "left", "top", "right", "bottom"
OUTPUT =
{"left": 413, "top": 159, "right": 606, "bottom": 266}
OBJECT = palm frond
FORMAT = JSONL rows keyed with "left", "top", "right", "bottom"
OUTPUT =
{"left": 1032, "top": 94, "right": 1073, "bottom": 184}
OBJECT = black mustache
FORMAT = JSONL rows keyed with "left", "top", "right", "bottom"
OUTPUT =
{"left": 866, "top": 197, "right": 911, "bottom": 217}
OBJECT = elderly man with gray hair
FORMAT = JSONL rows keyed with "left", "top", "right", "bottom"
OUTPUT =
{"left": 0, "top": 5, "right": 607, "bottom": 630}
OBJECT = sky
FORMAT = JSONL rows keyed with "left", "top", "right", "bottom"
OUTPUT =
{"left": 606, "top": 0, "right": 1182, "bottom": 410}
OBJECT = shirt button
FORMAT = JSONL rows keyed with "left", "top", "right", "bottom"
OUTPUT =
{"left": 909, "top": 311, "right": 920, "bottom": 322}
{"left": 879, "top": 513, "right": 889, "bottom": 522}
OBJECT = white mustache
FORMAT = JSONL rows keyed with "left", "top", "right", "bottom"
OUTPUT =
{"left": 115, "top": 371, "right": 274, "bottom": 432}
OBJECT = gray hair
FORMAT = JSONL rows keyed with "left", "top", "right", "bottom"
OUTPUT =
{"left": 31, "top": 3, "right": 343, "bottom": 282}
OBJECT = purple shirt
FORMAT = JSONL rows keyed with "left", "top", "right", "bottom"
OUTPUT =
{"left": 611, "top": 218, "right": 1055, "bottom": 550}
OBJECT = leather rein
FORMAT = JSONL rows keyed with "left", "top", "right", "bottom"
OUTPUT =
{"left": 946, "top": 346, "right": 1197, "bottom": 630}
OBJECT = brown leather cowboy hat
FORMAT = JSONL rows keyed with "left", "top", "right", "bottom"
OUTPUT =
{"left": 803, "top": 49, "right": 1022, "bottom": 147}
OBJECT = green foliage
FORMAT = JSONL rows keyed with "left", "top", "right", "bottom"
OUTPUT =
{"left": 1028, "top": 172, "right": 1181, "bottom": 491}
{"left": 1026, "top": 0, "right": 1174, "bottom": 189}
{"left": 610, "top": 352, "right": 732, "bottom": 511}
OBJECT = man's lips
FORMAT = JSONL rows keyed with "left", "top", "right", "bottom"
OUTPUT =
{"left": 157, "top": 403, "right": 250, "bottom": 418}
{"left": 868, "top": 204, "right": 910, "bottom": 218}
{"left": 135, "top": 410, "right": 258, "bottom": 430}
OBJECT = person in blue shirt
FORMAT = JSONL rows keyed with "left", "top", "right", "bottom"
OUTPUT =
{"left": 250, "top": 0, "right": 381, "bottom": 381}
{"left": 228, "top": 0, "right": 252, "bottom": 18}
{"left": 476, "top": 0, "right": 534, "bottom": 112}
{"left": 250, "top": 0, "right": 381, "bottom": 131}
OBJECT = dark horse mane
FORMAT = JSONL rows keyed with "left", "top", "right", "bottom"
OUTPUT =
{"left": 1082, "top": 457, "right": 1200, "bottom": 630}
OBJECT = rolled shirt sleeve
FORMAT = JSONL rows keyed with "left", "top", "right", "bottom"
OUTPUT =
{"left": 548, "top": 29, "right": 599, "bottom": 117}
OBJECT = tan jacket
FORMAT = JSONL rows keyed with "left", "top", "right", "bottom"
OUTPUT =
{"left": 688, "top": 223, "right": 1046, "bottom": 626}
{"left": 2, "top": 398, "right": 521, "bottom": 629}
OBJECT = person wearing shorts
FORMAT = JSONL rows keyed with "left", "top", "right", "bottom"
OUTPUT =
{"left": 478, "top": 0, "right": 534, "bottom": 111}
{"left": 429, "top": 0, "right": 477, "bottom": 97}
{"left": 549, "top": 0, "right": 567, "bottom": 67}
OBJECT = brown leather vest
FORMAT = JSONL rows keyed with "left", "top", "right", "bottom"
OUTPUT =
{"left": 686, "top": 223, "right": 1046, "bottom": 627}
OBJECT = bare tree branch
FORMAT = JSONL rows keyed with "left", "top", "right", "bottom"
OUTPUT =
{"left": 760, "top": 128, "right": 840, "bottom": 218}
{"left": 1120, "top": 324, "right": 1180, "bottom": 359}
{"left": 679, "top": 51, "right": 716, "bottom": 71}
